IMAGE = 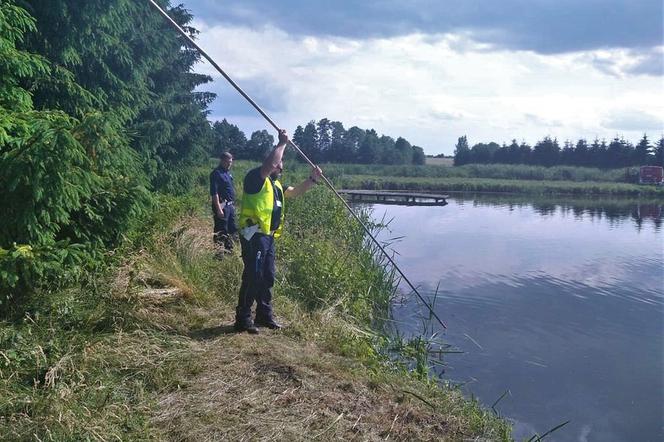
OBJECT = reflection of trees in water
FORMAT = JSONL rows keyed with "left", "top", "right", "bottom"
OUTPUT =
{"left": 458, "top": 193, "right": 663, "bottom": 232}
{"left": 353, "top": 194, "right": 663, "bottom": 232}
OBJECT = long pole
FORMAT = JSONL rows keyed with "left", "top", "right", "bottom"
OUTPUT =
{"left": 147, "top": 0, "right": 446, "bottom": 329}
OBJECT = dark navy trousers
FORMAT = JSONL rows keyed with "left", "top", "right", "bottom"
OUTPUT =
{"left": 235, "top": 233, "right": 276, "bottom": 326}
{"left": 213, "top": 205, "right": 237, "bottom": 251}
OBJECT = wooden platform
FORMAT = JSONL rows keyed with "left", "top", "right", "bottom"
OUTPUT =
{"left": 339, "top": 190, "right": 448, "bottom": 206}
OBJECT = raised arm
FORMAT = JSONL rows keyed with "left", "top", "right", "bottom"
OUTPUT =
{"left": 260, "top": 129, "right": 289, "bottom": 180}
{"left": 285, "top": 165, "right": 323, "bottom": 198}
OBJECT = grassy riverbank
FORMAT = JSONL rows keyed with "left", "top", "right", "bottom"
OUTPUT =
{"left": 335, "top": 174, "right": 664, "bottom": 197}
{"left": 0, "top": 166, "right": 510, "bottom": 440}
{"left": 309, "top": 163, "right": 664, "bottom": 197}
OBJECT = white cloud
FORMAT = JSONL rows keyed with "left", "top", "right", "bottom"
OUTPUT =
{"left": 602, "top": 110, "right": 664, "bottom": 131}
{"left": 194, "top": 21, "right": 664, "bottom": 154}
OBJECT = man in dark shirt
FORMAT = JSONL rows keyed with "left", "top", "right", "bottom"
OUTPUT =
{"left": 210, "top": 151, "right": 237, "bottom": 256}
{"left": 235, "top": 130, "right": 322, "bottom": 333}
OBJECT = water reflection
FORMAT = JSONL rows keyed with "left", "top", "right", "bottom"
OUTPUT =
{"left": 451, "top": 193, "right": 663, "bottom": 232}
{"left": 364, "top": 194, "right": 663, "bottom": 442}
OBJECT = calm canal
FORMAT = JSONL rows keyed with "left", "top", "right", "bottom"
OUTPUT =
{"left": 367, "top": 195, "right": 663, "bottom": 441}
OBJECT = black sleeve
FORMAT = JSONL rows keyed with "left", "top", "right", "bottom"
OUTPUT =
{"left": 209, "top": 171, "right": 219, "bottom": 196}
{"left": 243, "top": 167, "right": 265, "bottom": 194}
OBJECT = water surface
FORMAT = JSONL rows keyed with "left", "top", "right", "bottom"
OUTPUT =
{"left": 368, "top": 195, "right": 663, "bottom": 441}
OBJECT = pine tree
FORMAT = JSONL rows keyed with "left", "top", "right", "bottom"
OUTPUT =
{"left": 22, "top": 0, "right": 214, "bottom": 192}
{"left": 316, "top": 118, "right": 332, "bottom": 160}
{"left": 493, "top": 143, "right": 510, "bottom": 164}
{"left": 633, "top": 134, "right": 652, "bottom": 166}
{"left": 453, "top": 135, "right": 471, "bottom": 165}
{"left": 560, "top": 140, "right": 575, "bottom": 165}
{"left": 506, "top": 140, "right": 521, "bottom": 164}
{"left": 532, "top": 137, "right": 560, "bottom": 166}
{"left": 654, "top": 137, "right": 664, "bottom": 166}
{"left": 1, "top": 1, "right": 150, "bottom": 307}
{"left": 574, "top": 139, "right": 589, "bottom": 166}
{"left": 606, "top": 137, "right": 634, "bottom": 168}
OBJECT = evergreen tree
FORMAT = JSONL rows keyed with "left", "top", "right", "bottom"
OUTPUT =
{"left": 654, "top": 136, "right": 664, "bottom": 166}
{"left": 22, "top": 0, "right": 214, "bottom": 193}
{"left": 493, "top": 143, "right": 510, "bottom": 164}
{"left": 316, "top": 118, "right": 332, "bottom": 160}
{"left": 560, "top": 140, "right": 575, "bottom": 165}
{"left": 453, "top": 135, "right": 471, "bottom": 165}
{"left": 633, "top": 134, "right": 652, "bottom": 166}
{"left": 0, "top": 1, "right": 153, "bottom": 304}
{"left": 606, "top": 137, "right": 634, "bottom": 168}
{"left": 518, "top": 141, "right": 532, "bottom": 164}
{"left": 574, "top": 139, "right": 589, "bottom": 166}
{"left": 505, "top": 140, "right": 521, "bottom": 164}
{"left": 532, "top": 137, "right": 560, "bottom": 166}
{"left": 589, "top": 138, "right": 606, "bottom": 167}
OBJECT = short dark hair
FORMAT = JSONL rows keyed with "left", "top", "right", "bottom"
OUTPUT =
{"left": 220, "top": 151, "right": 233, "bottom": 160}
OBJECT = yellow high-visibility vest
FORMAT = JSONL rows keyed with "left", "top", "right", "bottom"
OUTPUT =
{"left": 239, "top": 177, "right": 285, "bottom": 238}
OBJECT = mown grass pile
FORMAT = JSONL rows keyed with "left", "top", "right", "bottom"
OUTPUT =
{"left": 0, "top": 194, "right": 205, "bottom": 440}
{"left": 0, "top": 164, "right": 511, "bottom": 440}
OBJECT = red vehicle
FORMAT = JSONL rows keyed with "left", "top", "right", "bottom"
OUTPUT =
{"left": 639, "top": 166, "right": 663, "bottom": 185}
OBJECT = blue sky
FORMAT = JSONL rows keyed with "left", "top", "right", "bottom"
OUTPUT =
{"left": 180, "top": 0, "right": 663, "bottom": 155}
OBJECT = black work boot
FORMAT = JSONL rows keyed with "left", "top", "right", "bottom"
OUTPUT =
{"left": 255, "top": 317, "right": 282, "bottom": 330}
{"left": 234, "top": 322, "right": 259, "bottom": 334}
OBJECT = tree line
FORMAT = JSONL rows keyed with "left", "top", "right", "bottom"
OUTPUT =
{"left": 212, "top": 118, "right": 426, "bottom": 165}
{"left": 454, "top": 135, "right": 664, "bottom": 168}
{"left": 1, "top": 0, "right": 214, "bottom": 310}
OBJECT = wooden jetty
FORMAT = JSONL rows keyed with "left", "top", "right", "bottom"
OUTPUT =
{"left": 339, "top": 190, "right": 448, "bottom": 206}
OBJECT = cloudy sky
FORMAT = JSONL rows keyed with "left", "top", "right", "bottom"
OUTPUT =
{"left": 180, "top": 0, "right": 663, "bottom": 155}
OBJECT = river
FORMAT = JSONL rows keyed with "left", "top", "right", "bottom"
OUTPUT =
{"left": 366, "top": 194, "right": 663, "bottom": 442}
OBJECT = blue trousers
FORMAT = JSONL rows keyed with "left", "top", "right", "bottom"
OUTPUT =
{"left": 235, "top": 233, "right": 276, "bottom": 326}
{"left": 213, "top": 205, "right": 237, "bottom": 251}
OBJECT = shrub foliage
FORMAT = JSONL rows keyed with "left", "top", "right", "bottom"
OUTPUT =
{"left": 0, "top": 1, "right": 213, "bottom": 313}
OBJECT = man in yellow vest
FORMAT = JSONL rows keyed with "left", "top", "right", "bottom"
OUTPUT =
{"left": 235, "top": 129, "right": 322, "bottom": 333}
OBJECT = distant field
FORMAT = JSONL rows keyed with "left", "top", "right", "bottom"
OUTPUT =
{"left": 252, "top": 161, "right": 663, "bottom": 198}
{"left": 305, "top": 162, "right": 642, "bottom": 183}
{"left": 425, "top": 157, "right": 454, "bottom": 166}
{"left": 334, "top": 175, "right": 664, "bottom": 197}
{"left": 227, "top": 161, "right": 664, "bottom": 197}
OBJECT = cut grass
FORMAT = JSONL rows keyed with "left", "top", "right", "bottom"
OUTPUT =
{"left": 1, "top": 179, "right": 511, "bottom": 441}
